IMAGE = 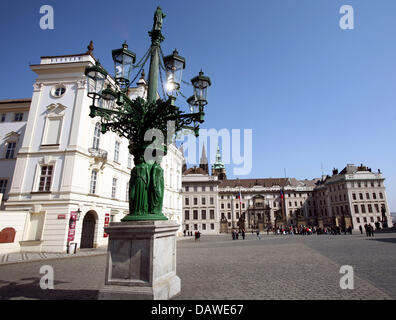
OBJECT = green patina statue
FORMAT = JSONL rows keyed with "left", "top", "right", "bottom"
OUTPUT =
{"left": 129, "top": 155, "right": 150, "bottom": 216}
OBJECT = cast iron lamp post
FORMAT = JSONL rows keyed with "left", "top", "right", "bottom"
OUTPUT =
{"left": 84, "top": 7, "right": 211, "bottom": 222}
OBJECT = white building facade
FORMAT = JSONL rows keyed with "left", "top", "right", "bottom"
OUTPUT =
{"left": 0, "top": 49, "right": 183, "bottom": 253}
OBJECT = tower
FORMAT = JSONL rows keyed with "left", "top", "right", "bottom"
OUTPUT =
{"left": 179, "top": 144, "right": 187, "bottom": 173}
{"left": 199, "top": 143, "right": 209, "bottom": 174}
{"left": 211, "top": 145, "right": 227, "bottom": 180}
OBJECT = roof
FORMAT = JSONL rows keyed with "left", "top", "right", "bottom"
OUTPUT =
{"left": 183, "top": 166, "right": 209, "bottom": 176}
{"left": 0, "top": 98, "right": 32, "bottom": 104}
{"left": 218, "top": 177, "right": 321, "bottom": 189}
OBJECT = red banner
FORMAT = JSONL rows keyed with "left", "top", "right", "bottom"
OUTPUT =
{"left": 68, "top": 212, "right": 78, "bottom": 242}
{"left": 104, "top": 213, "right": 110, "bottom": 238}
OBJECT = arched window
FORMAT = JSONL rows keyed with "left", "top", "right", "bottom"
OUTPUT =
{"left": 90, "top": 170, "right": 98, "bottom": 194}
{"left": 92, "top": 123, "right": 101, "bottom": 149}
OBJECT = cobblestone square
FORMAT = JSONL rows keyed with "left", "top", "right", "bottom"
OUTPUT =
{"left": 0, "top": 232, "right": 395, "bottom": 300}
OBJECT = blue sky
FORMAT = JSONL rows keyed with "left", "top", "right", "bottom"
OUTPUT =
{"left": 1, "top": 0, "right": 396, "bottom": 211}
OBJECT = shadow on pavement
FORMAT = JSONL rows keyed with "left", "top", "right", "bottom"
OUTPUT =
{"left": 0, "top": 277, "right": 99, "bottom": 300}
{"left": 366, "top": 237, "right": 396, "bottom": 244}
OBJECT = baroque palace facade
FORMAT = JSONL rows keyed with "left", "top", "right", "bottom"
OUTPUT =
{"left": 0, "top": 45, "right": 183, "bottom": 254}
{"left": 182, "top": 147, "right": 392, "bottom": 234}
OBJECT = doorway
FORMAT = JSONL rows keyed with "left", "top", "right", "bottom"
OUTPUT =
{"left": 80, "top": 212, "right": 96, "bottom": 248}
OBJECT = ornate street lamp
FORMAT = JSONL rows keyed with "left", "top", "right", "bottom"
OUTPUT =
{"left": 112, "top": 42, "right": 136, "bottom": 89}
{"left": 85, "top": 7, "right": 212, "bottom": 222}
{"left": 164, "top": 49, "right": 186, "bottom": 92}
{"left": 191, "top": 70, "right": 211, "bottom": 106}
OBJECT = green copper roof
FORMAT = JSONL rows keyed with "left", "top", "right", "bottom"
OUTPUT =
{"left": 212, "top": 146, "right": 225, "bottom": 170}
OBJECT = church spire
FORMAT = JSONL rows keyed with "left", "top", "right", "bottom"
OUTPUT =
{"left": 199, "top": 143, "right": 208, "bottom": 174}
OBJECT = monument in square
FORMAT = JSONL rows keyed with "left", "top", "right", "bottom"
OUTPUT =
{"left": 84, "top": 7, "right": 212, "bottom": 299}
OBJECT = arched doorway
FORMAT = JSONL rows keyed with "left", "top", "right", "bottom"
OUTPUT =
{"left": 80, "top": 212, "right": 96, "bottom": 249}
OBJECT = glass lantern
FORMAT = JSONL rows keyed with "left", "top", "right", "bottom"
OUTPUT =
{"left": 100, "top": 85, "right": 117, "bottom": 110}
{"left": 191, "top": 70, "right": 211, "bottom": 106}
{"left": 112, "top": 42, "right": 136, "bottom": 87}
{"left": 164, "top": 49, "right": 186, "bottom": 92}
{"left": 85, "top": 61, "right": 107, "bottom": 100}
{"left": 187, "top": 95, "right": 198, "bottom": 114}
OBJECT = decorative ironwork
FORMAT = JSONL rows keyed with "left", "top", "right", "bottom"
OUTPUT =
{"left": 85, "top": 7, "right": 211, "bottom": 222}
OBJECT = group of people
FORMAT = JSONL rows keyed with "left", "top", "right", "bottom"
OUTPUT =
{"left": 231, "top": 229, "right": 246, "bottom": 240}
{"left": 183, "top": 230, "right": 201, "bottom": 241}
{"left": 266, "top": 225, "right": 354, "bottom": 236}
{"left": 360, "top": 224, "right": 375, "bottom": 237}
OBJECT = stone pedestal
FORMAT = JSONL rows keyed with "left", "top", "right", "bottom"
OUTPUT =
{"left": 98, "top": 220, "right": 181, "bottom": 300}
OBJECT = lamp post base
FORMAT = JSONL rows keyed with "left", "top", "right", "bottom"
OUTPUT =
{"left": 99, "top": 220, "right": 180, "bottom": 300}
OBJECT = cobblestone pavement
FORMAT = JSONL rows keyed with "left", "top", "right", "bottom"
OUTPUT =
{"left": 0, "top": 233, "right": 395, "bottom": 300}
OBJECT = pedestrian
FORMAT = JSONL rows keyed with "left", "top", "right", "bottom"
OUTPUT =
{"left": 364, "top": 224, "right": 369, "bottom": 237}
{"left": 242, "top": 230, "right": 245, "bottom": 240}
{"left": 232, "top": 230, "right": 235, "bottom": 240}
{"left": 256, "top": 229, "right": 261, "bottom": 240}
{"left": 236, "top": 230, "right": 239, "bottom": 240}
{"left": 359, "top": 225, "right": 363, "bottom": 235}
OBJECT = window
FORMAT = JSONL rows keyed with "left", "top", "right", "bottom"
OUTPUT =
{"left": 356, "top": 217, "right": 360, "bottom": 223}
{"left": 379, "top": 192, "right": 383, "bottom": 199}
{"left": 375, "top": 204, "right": 379, "bottom": 213}
{"left": 221, "top": 203, "right": 224, "bottom": 209}
{"left": 372, "top": 193, "right": 376, "bottom": 200}
{"left": 90, "top": 170, "right": 98, "bottom": 194}
{"left": 194, "top": 224, "right": 198, "bottom": 230}
{"left": 210, "top": 197, "right": 214, "bottom": 205}
{"left": 5, "top": 142, "right": 16, "bottom": 159}
{"left": 210, "top": 210, "right": 215, "bottom": 220}
{"left": 370, "top": 217, "right": 374, "bottom": 222}
{"left": 1, "top": 114, "right": 6, "bottom": 122}
{"left": 114, "top": 141, "right": 120, "bottom": 162}
{"left": 227, "top": 203, "right": 231, "bottom": 209}
{"left": 185, "top": 210, "right": 190, "bottom": 220}
{"left": 236, "top": 203, "right": 239, "bottom": 209}
{"left": 242, "top": 203, "right": 245, "bottom": 209}
{"left": 352, "top": 193, "right": 356, "bottom": 200}
{"left": 211, "top": 223, "right": 214, "bottom": 230}
{"left": 366, "top": 193, "right": 370, "bottom": 200}
{"left": 202, "top": 224, "right": 206, "bottom": 230}
{"left": 361, "top": 205, "right": 366, "bottom": 214}
{"left": 368, "top": 204, "right": 372, "bottom": 213}
{"left": 201, "top": 197, "right": 206, "bottom": 205}
{"left": 39, "top": 165, "right": 53, "bottom": 192}
{"left": 359, "top": 193, "right": 363, "bottom": 200}
{"left": 193, "top": 210, "right": 198, "bottom": 220}
{"left": 0, "top": 179, "right": 8, "bottom": 195}
{"left": 185, "top": 198, "right": 189, "bottom": 206}
{"left": 202, "top": 210, "right": 206, "bottom": 220}
{"left": 210, "top": 186, "right": 214, "bottom": 192}
{"left": 202, "top": 186, "right": 206, "bottom": 192}
{"left": 93, "top": 123, "right": 101, "bottom": 149}
{"left": 127, "top": 153, "right": 132, "bottom": 169}
{"left": 185, "top": 186, "right": 189, "bottom": 192}
{"left": 227, "top": 212, "right": 231, "bottom": 220}
{"left": 194, "top": 186, "right": 197, "bottom": 192}
{"left": 51, "top": 85, "right": 66, "bottom": 97}
{"left": 112, "top": 178, "right": 117, "bottom": 198}
{"left": 194, "top": 198, "right": 198, "bottom": 205}
{"left": 14, "top": 113, "right": 23, "bottom": 122}
{"left": 354, "top": 205, "right": 359, "bottom": 214}
{"left": 363, "top": 217, "right": 367, "bottom": 223}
